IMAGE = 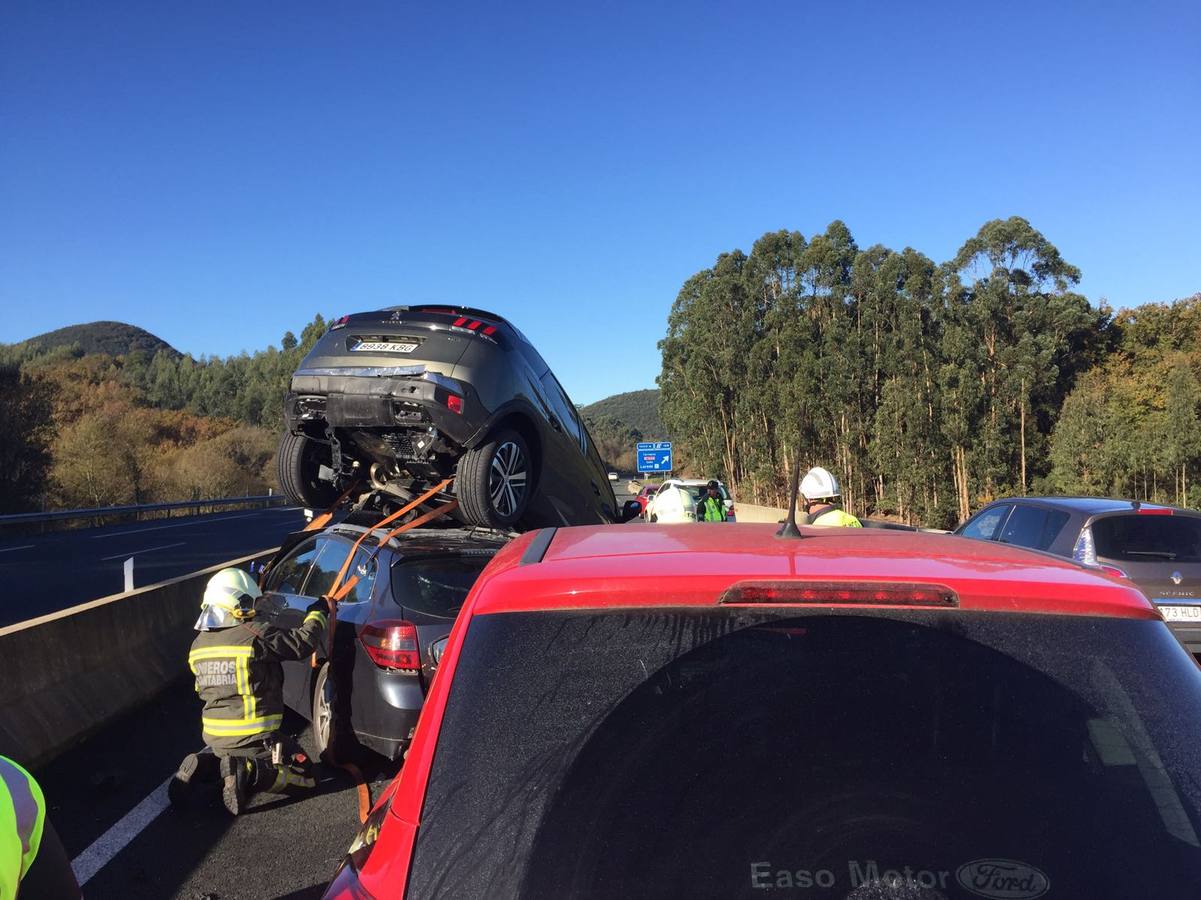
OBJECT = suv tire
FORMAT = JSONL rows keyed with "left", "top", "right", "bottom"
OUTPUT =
{"left": 457, "top": 427, "right": 532, "bottom": 528}
{"left": 277, "top": 431, "right": 340, "bottom": 509}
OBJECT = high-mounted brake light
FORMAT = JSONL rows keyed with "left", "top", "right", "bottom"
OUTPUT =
{"left": 359, "top": 620, "right": 420, "bottom": 671}
{"left": 718, "top": 581, "right": 958, "bottom": 607}
{"left": 1138, "top": 507, "right": 1173, "bottom": 516}
{"left": 446, "top": 394, "right": 463, "bottom": 414}
{"left": 329, "top": 315, "right": 350, "bottom": 331}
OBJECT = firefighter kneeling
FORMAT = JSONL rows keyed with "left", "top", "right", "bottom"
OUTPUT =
{"left": 169, "top": 567, "right": 329, "bottom": 815}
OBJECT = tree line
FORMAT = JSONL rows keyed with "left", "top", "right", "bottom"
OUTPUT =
{"left": 658, "top": 216, "right": 1199, "bottom": 529}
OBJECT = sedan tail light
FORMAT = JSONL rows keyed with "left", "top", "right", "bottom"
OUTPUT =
{"left": 359, "top": 620, "right": 420, "bottom": 672}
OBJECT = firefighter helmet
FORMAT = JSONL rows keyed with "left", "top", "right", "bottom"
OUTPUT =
{"left": 195, "top": 567, "right": 261, "bottom": 631}
{"left": 799, "top": 466, "right": 841, "bottom": 502}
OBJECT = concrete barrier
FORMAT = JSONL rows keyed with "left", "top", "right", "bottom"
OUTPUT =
{"left": 734, "top": 503, "right": 789, "bottom": 523}
{"left": 0, "top": 549, "right": 278, "bottom": 768}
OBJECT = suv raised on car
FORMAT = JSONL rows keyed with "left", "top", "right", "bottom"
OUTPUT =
{"left": 277, "top": 305, "right": 617, "bottom": 530}
{"left": 956, "top": 496, "right": 1201, "bottom": 660}
{"left": 256, "top": 519, "right": 506, "bottom": 761}
{"left": 324, "top": 524, "right": 1201, "bottom": 899}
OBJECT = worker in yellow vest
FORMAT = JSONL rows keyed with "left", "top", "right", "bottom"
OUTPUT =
{"left": 799, "top": 467, "right": 862, "bottom": 527}
{"left": 1, "top": 755, "right": 79, "bottom": 899}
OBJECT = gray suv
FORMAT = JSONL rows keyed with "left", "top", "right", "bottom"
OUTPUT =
{"left": 277, "top": 305, "right": 617, "bottom": 530}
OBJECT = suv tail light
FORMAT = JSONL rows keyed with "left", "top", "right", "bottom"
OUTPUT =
{"left": 359, "top": 620, "right": 420, "bottom": 671}
{"left": 718, "top": 581, "right": 957, "bottom": 607}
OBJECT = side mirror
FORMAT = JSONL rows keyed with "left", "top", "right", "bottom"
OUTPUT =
{"left": 620, "top": 500, "right": 643, "bottom": 523}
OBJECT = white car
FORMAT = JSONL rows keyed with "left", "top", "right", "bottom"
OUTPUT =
{"left": 646, "top": 479, "right": 736, "bottom": 523}
{"left": 644, "top": 482, "right": 698, "bottom": 523}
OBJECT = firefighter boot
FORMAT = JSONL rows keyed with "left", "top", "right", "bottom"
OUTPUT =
{"left": 219, "top": 756, "right": 276, "bottom": 816}
{"left": 168, "top": 751, "right": 219, "bottom": 807}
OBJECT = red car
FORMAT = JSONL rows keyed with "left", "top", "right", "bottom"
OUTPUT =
{"left": 633, "top": 482, "right": 659, "bottom": 514}
{"left": 326, "top": 525, "right": 1201, "bottom": 899}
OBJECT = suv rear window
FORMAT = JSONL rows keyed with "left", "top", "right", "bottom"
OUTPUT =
{"left": 389, "top": 555, "right": 492, "bottom": 619}
{"left": 1093, "top": 514, "right": 1201, "bottom": 563}
{"left": 408, "top": 609, "right": 1201, "bottom": 899}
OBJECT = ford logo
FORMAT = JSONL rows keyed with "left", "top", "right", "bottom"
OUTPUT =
{"left": 1172, "top": 571, "right": 1184, "bottom": 585}
{"left": 956, "top": 859, "right": 1050, "bottom": 899}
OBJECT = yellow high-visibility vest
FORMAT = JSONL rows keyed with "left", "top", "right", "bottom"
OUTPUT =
{"left": 1, "top": 755, "right": 46, "bottom": 900}
{"left": 811, "top": 508, "right": 862, "bottom": 528}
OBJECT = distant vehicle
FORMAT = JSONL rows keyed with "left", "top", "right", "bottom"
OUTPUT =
{"left": 633, "top": 483, "right": 659, "bottom": 514}
{"left": 276, "top": 305, "right": 617, "bottom": 530}
{"left": 607, "top": 471, "right": 619, "bottom": 481}
{"left": 649, "top": 478, "right": 735, "bottom": 521}
{"left": 645, "top": 481, "right": 697, "bottom": 523}
{"left": 325, "top": 524, "right": 1201, "bottom": 899}
{"left": 955, "top": 496, "right": 1201, "bottom": 660}
{"left": 256, "top": 519, "right": 507, "bottom": 760}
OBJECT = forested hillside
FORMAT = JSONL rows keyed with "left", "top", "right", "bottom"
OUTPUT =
{"left": 659, "top": 216, "right": 1198, "bottom": 529}
{"left": 8, "top": 321, "right": 178, "bottom": 359}
{"left": 579, "top": 390, "right": 664, "bottom": 438}
{"left": 0, "top": 316, "right": 328, "bottom": 513}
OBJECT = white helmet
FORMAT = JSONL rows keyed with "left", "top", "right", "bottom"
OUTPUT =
{"left": 799, "top": 466, "right": 841, "bottom": 502}
{"left": 195, "top": 567, "right": 262, "bottom": 631}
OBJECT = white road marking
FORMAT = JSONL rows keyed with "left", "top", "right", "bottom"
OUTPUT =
{"left": 71, "top": 776, "right": 172, "bottom": 886}
{"left": 90, "top": 511, "right": 264, "bottom": 539}
{"left": 100, "top": 541, "right": 186, "bottom": 561}
{"left": 0, "top": 544, "right": 35, "bottom": 553}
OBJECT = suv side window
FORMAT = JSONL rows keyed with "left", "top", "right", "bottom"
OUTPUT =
{"left": 264, "top": 538, "right": 320, "bottom": 595}
{"left": 998, "top": 504, "right": 1058, "bottom": 549}
{"left": 960, "top": 505, "right": 1011, "bottom": 541}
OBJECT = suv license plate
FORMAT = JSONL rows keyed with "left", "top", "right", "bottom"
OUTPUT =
{"left": 352, "top": 341, "right": 418, "bottom": 353}
{"left": 1157, "top": 604, "right": 1201, "bottom": 622}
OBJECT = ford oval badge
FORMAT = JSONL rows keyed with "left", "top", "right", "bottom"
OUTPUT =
{"left": 956, "top": 859, "right": 1050, "bottom": 899}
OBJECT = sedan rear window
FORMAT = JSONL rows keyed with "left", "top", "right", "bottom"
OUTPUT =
{"left": 408, "top": 609, "right": 1201, "bottom": 899}
{"left": 390, "top": 555, "right": 491, "bottom": 619}
{"left": 1093, "top": 515, "right": 1201, "bottom": 563}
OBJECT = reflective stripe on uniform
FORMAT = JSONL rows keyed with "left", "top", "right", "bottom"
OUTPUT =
{"left": 190, "top": 645, "right": 264, "bottom": 736}
{"left": 0, "top": 755, "right": 46, "bottom": 887}
{"left": 201, "top": 714, "right": 284, "bottom": 737}
{"left": 304, "top": 610, "right": 328, "bottom": 628}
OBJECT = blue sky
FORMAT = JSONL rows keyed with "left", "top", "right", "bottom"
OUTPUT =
{"left": 2, "top": 1, "right": 1198, "bottom": 404}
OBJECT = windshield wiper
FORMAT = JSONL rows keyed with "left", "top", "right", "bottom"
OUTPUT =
{"left": 1123, "top": 550, "right": 1178, "bottom": 560}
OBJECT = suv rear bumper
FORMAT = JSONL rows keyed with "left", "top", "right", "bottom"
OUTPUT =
{"left": 284, "top": 371, "right": 485, "bottom": 447}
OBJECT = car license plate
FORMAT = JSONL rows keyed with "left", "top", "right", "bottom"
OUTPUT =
{"left": 352, "top": 341, "right": 418, "bottom": 353}
{"left": 1157, "top": 604, "right": 1201, "bottom": 622}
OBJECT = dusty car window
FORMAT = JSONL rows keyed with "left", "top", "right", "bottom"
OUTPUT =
{"left": 409, "top": 609, "right": 1201, "bottom": 899}
{"left": 390, "top": 556, "right": 491, "bottom": 619}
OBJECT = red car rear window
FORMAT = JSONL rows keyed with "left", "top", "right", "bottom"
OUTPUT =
{"left": 407, "top": 608, "right": 1201, "bottom": 899}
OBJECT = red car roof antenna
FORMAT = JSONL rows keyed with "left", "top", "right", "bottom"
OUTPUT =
{"left": 776, "top": 458, "right": 806, "bottom": 539}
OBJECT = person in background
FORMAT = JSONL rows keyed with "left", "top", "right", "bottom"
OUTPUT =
{"left": 799, "top": 467, "right": 862, "bottom": 527}
{"left": 695, "top": 480, "right": 728, "bottom": 522}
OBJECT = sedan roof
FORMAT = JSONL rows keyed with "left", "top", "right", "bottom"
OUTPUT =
{"left": 980, "top": 496, "right": 1182, "bottom": 515}
{"left": 471, "top": 524, "right": 1156, "bottom": 620}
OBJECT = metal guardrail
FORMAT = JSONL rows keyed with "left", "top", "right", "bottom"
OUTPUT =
{"left": 0, "top": 494, "right": 286, "bottom": 528}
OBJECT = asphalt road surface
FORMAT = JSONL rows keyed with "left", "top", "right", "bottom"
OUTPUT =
{"left": 0, "top": 507, "right": 308, "bottom": 628}
{"left": 40, "top": 677, "right": 394, "bottom": 899}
